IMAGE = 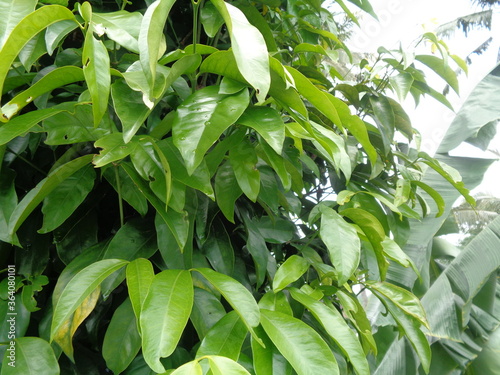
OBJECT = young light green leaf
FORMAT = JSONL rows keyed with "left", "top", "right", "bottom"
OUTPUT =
{"left": 412, "top": 181, "right": 445, "bottom": 217}
{"left": 45, "top": 19, "right": 77, "bottom": 55}
{"left": 394, "top": 178, "right": 411, "bottom": 207}
{"left": 83, "top": 28, "right": 111, "bottom": 126}
{"left": 8, "top": 155, "right": 93, "bottom": 239}
{"left": 381, "top": 237, "right": 419, "bottom": 276}
{"left": 260, "top": 309, "right": 340, "bottom": 375}
{"left": 416, "top": 54, "right": 459, "bottom": 94}
{"left": 196, "top": 311, "right": 247, "bottom": 360}
{"left": 320, "top": 206, "right": 360, "bottom": 285}
{"left": 39, "top": 164, "right": 95, "bottom": 233}
{"left": 50, "top": 259, "right": 129, "bottom": 341}
{"left": 237, "top": 106, "right": 285, "bottom": 155}
{"left": 140, "top": 270, "right": 194, "bottom": 374}
{"left": 170, "top": 360, "right": 203, "bottom": 375}
{"left": 93, "top": 11, "right": 142, "bottom": 53}
{"left": 173, "top": 85, "right": 249, "bottom": 175}
{"left": 389, "top": 72, "right": 414, "bottom": 102}
{"left": 93, "top": 133, "right": 138, "bottom": 167}
{"left": 0, "top": 5, "right": 78, "bottom": 115}
{"left": 126, "top": 258, "right": 155, "bottom": 323}
{"left": 208, "top": 355, "right": 252, "bottom": 375}
{"left": 211, "top": 0, "right": 270, "bottom": 102}
{"left": 201, "top": 1, "right": 225, "bottom": 38}
{"left": 272, "top": 255, "right": 309, "bottom": 292}
{"left": 289, "top": 288, "right": 370, "bottom": 375}
{"left": 229, "top": 138, "right": 260, "bottom": 202}
{"left": 0, "top": 0, "right": 37, "bottom": 48}
{"left": 0, "top": 337, "right": 59, "bottom": 375}
{"left": 102, "top": 298, "right": 142, "bottom": 375}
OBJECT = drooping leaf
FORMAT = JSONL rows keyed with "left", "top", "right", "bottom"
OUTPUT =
{"left": 126, "top": 258, "right": 155, "bottom": 323}
{"left": 230, "top": 138, "right": 260, "bottom": 202}
{"left": 93, "top": 133, "right": 138, "bottom": 167}
{"left": 272, "top": 255, "right": 309, "bottom": 292}
{"left": 416, "top": 55, "right": 459, "bottom": 94}
{"left": 214, "top": 161, "right": 243, "bottom": 223}
{"left": 260, "top": 309, "right": 340, "bottom": 375}
{"left": 140, "top": 270, "right": 193, "bottom": 373}
{"left": 173, "top": 85, "right": 249, "bottom": 174}
{"left": 200, "top": 1, "right": 224, "bottom": 38}
{"left": 190, "top": 287, "right": 226, "bottom": 340}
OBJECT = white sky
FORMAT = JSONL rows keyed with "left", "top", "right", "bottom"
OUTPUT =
{"left": 346, "top": 0, "right": 500, "bottom": 198}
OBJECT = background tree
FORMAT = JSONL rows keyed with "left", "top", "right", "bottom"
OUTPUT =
{"left": 0, "top": 0, "right": 491, "bottom": 374}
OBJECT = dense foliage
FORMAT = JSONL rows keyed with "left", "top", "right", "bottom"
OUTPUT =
{"left": 0, "top": 0, "right": 498, "bottom": 374}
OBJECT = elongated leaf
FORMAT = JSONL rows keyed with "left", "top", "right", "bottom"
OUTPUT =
{"left": 93, "top": 11, "right": 142, "bottom": 53}
{"left": 53, "top": 287, "right": 100, "bottom": 360}
{"left": 251, "top": 325, "right": 293, "bottom": 375}
{"left": 93, "top": 133, "right": 138, "bottom": 167}
{"left": 173, "top": 85, "right": 249, "bottom": 174}
{"left": 320, "top": 206, "right": 360, "bottom": 285}
{"left": 211, "top": 0, "right": 269, "bottom": 102}
{"left": 390, "top": 72, "right": 414, "bottom": 102}
{"left": 208, "top": 355, "right": 252, "bottom": 375}
{"left": 412, "top": 181, "right": 445, "bottom": 217}
{"left": 272, "top": 255, "right": 309, "bottom": 292}
{"left": 194, "top": 268, "right": 260, "bottom": 331}
{"left": 201, "top": 1, "right": 224, "bottom": 38}
{"left": 126, "top": 258, "right": 155, "bottom": 323}
{"left": 103, "top": 298, "right": 142, "bottom": 375}
{"left": 0, "top": 337, "right": 59, "bottom": 375}
{"left": 260, "top": 309, "right": 339, "bottom": 375}
{"left": 214, "top": 161, "right": 242, "bottom": 223}
{"left": 83, "top": 28, "right": 111, "bottom": 126}
{"left": 202, "top": 218, "right": 235, "bottom": 276}
{"left": 237, "top": 106, "right": 285, "bottom": 155}
{"left": 45, "top": 19, "right": 77, "bottom": 55}
{"left": 50, "top": 259, "right": 129, "bottom": 341}
{"left": 381, "top": 237, "right": 418, "bottom": 275}
{"left": 197, "top": 311, "right": 247, "bottom": 359}
{"left": 8, "top": 155, "right": 92, "bottom": 240}
{"left": 0, "top": 0, "right": 37, "bottom": 47}
{"left": 138, "top": 0, "right": 175, "bottom": 97}
{"left": 39, "top": 164, "right": 95, "bottom": 233}
{"left": 289, "top": 288, "right": 370, "bottom": 375}
{"left": 416, "top": 55, "right": 459, "bottom": 94}
{"left": 190, "top": 287, "right": 226, "bottom": 339}
{"left": 230, "top": 138, "right": 260, "bottom": 202}
{"left": 140, "top": 270, "right": 193, "bottom": 373}
{"left": 0, "top": 5, "right": 78, "bottom": 114}
{"left": 170, "top": 360, "right": 203, "bottom": 375}
{"left": 1, "top": 66, "right": 84, "bottom": 120}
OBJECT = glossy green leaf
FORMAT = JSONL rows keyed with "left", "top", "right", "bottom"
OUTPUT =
{"left": 230, "top": 138, "right": 260, "bottom": 202}
{"left": 387, "top": 97, "right": 413, "bottom": 140}
{"left": 214, "top": 161, "right": 242, "bottom": 223}
{"left": 381, "top": 237, "right": 418, "bottom": 275}
{"left": 211, "top": 0, "right": 270, "bottom": 102}
{"left": 320, "top": 206, "right": 360, "bottom": 285}
{"left": 121, "top": 162, "right": 189, "bottom": 249}
{"left": 289, "top": 288, "right": 370, "bottom": 375}
{"left": 0, "top": 337, "right": 59, "bottom": 375}
{"left": 260, "top": 309, "right": 339, "bottom": 375}
{"left": 202, "top": 217, "right": 235, "bottom": 276}
{"left": 140, "top": 270, "right": 193, "bottom": 374}
{"left": 201, "top": 1, "right": 224, "bottom": 38}
{"left": 370, "top": 95, "right": 395, "bottom": 152}
{"left": 389, "top": 72, "right": 414, "bottom": 102}
{"left": 208, "top": 355, "right": 252, "bottom": 375}
{"left": 258, "top": 141, "right": 291, "bottom": 191}
{"left": 8, "top": 155, "right": 93, "bottom": 240}
{"left": 251, "top": 325, "right": 293, "bottom": 375}
{"left": 45, "top": 19, "right": 77, "bottom": 55}
{"left": 50, "top": 259, "right": 129, "bottom": 341}
{"left": 194, "top": 268, "right": 260, "bottom": 331}
{"left": 416, "top": 55, "right": 459, "bottom": 94}
{"left": 258, "top": 291, "right": 294, "bottom": 316}
{"left": 272, "top": 255, "right": 309, "bottom": 292}
{"left": 2, "top": 66, "right": 84, "bottom": 120}
{"left": 82, "top": 28, "right": 111, "bottom": 126}
{"left": 0, "top": 5, "right": 78, "bottom": 116}
{"left": 394, "top": 178, "right": 411, "bottom": 207}
{"left": 93, "top": 133, "right": 138, "bottom": 167}
{"left": 93, "top": 11, "right": 142, "bottom": 53}
{"left": 138, "top": 0, "right": 175, "bottom": 97}
{"left": 170, "top": 360, "right": 203, "bottom": 375}
{"left": 0, "top": 0, "right": 37, "bottom": 47}
{"left": 126, "top": 258, "right": 155, "bottom": 323}
{"left": 190, "top": 287, "right": 226, "bottom": 340}
{"left": 103, "top": 298, "right": 142, "bottom": 374}
{"left": 412, "top": 181, "right": 445, "bottom": 217}
{"left": 173, "top": 85, "right": 249, "bottom": 174}
{"left": 39, "top": 164, "right": 95, "bottom": 233}
{"left": 197, "top": 311, "right": 247, "bottom": 359}
{"left": 237, "top": 106, "right": 285, "bottom": 155}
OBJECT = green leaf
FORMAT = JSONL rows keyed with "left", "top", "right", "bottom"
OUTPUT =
{"left": 1, "top": 66, "right": 84, "bottom": 120}
{"left": 260, "top": 309, "right": 340, "bottom": 375}
{"left": 0, "top": 0, "right": 37, "bottom": 47}
{"left": 138, "top": 0, "right": 175, "bottom": 97}
{"left": 237, "top": 106, "right": 285, "bottom": 155}
{"left": 272, "top": 255, "right": 309, "bottom": 292}
{"left": 0, "top": 337, "right": 59, "bottom": 375}
{"left": 381, "top": 237, "right": 418, "bottom": 275}
{"left": 389, "top": 72, "right": 414, "bottom": 102}
{"left": 320, "top": 206, "right": 360, "bottom": 285}
{"left": 194, "top": 268, "right": 260, "bottom": 333}
{"left": 251, "top": 325, "right": 293, "bottom": 375}
{"left": 211, "top": 0, "right": 270, "bottom": 102}
{"left": 412, "top": 181, "right": 445, "bottom": 217}
{"left": 289, "top": 288, "right": 370, "bottom": 375}
{"left": 8, "top": 155, "right": 93, "bottom": 240}
{"left": 82, "top": 28, "right": 111, "bottom": 126}
{"left": 202, "top": 217, "right": 235, "bottom": 276}
{"left": 93, "top": 11, "right": 142, "bottom": 53}
{"left": 93, "top": 133, "right": 138, "bottom": 167}
{"left": 214, "top": 161, "right": 243, "bottom": 223}
{"left": 50, "top": 259, "right": 129, "bottom": 341}
{"left": 45, "top": 19, "right": 77, "bottom": 55}
{"left": 394, "top": 178, "right": 411, "bottom": 207}
{"left": 126, "top": 258, "right": 155, "bottom": 323}
{"left": 0, "top": 5, "right": 78, "bottom": 117}
{"left": 197, "top": 311, "right": 247, "bottom": 359}
{"left": 208, "top": 355, "right": 252, "bottom": 375}
{"left": 201, "top": 1, "right": 224, "bottom": 38}
{"left": 230, "top": 138, "right": 260, "bottom": 202}
{"left": 370, "top": 95, "right": 395, "bottom": 153}
{"left": 39, "top": 164, "right": 95, "bottom": 233}
{"left": 191, "top": 287, "right": 226, "bottom": 340}
{"left": 416, "top": 55, "right": 459, "bottom": 94}
{"left": 173, "top": 85, "right": 249, "bottom": 174}
{"left": 170, "top": 360, "right": 203, "bottom": 375}
{"left": 387, "top": 97, "right": 413, "bottom": 140}
{"left": 103, "top": 298, "right": 142, "bottom": 375}
{"left": 140, "top": 270, "right": 194, "bottom": 374}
